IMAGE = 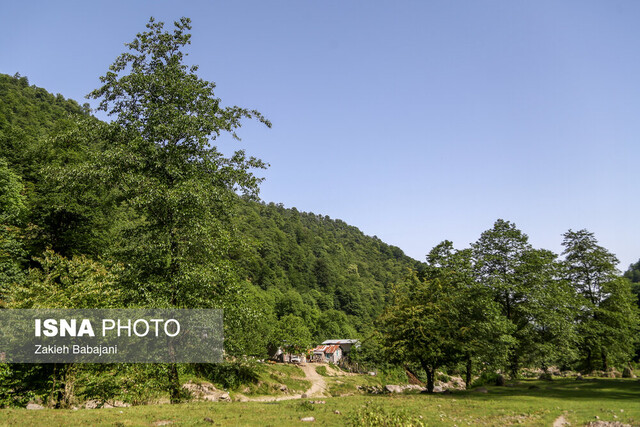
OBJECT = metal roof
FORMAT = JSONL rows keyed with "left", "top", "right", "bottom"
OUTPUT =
{"left": 312, "top": 345, "right": 341, "bottom": 354}
{"left": 321, "top": 339, "right": 359, "bottom": 345}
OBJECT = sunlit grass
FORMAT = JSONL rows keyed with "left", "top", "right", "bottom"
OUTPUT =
{"left": 1, "top": 377, "right": 638, "bottom": 426}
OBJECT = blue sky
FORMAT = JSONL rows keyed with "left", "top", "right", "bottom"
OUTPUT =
{"left": 2, "top": 1, "right": 639, "bottom": 268}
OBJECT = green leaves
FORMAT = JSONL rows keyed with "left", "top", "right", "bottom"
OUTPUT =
{"left": 71, "top": 17, "right": 272, "bottom": 311}
{"left": 8, "top": 250, "right": 123, "bottom": 309}
{"left": 270, "top": 314, "right": 313, "bottom": 354}
{"left": 562, "top": 230, "right": 639, "bottom": 370}
{"left": 88, "top": 17, "right": 270, "bottom": 151}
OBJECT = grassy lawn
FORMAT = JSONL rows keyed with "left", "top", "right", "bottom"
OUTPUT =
{"left": 1, "top": 378, "right": 638, "bottom": 426}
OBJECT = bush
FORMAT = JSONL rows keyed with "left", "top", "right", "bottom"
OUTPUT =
{"left": 81, "top": 364, "right": 176, "bottom": 405}
{"left": 437, "top": 373, "right": 450, "bottom": 383}
{"left": 538, "top": 372, "right": 553, "bottom": 381}
{"left": 470, "top": 371, "right": 500, "bottom": 388}
{"left": 194, "top": 361, "right": 260, "bottom": 389}
{"left": 297, "top": 400, "right": 315, "bottom": 412}
{"left": 0, "top": 364, "right": 35, "bottom": 408}
{"left": 378, "top": 366, "right": 409, "bottom": 384}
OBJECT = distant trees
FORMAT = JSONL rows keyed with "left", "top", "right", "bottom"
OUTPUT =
{"left": 624, "top": 259, "right": 640, "bottom": 284}
{"left": 471, "top": 220, "right": 579, "bottom": 376}
{"left": 379, "top": 220, "right": 639, "bottom": 384}
{"left": 381, "top": 240, "right": 512, "bottom": 391}
{"left": 562, "top": 230, "right": 639, "bottom": 371}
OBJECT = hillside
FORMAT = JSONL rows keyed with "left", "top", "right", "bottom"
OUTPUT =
{"left": 234, "top": 200, "right": 421, "bottom": 338}
{"left": 0, "top": 73, "right": 89, "bottom": 180}
{"left": 0, "top": 73, "right": 421, "bottom": 347}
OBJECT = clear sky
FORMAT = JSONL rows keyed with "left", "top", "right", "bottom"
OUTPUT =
{"left": 2, "top": 1, "right": 639, "bottom": 269}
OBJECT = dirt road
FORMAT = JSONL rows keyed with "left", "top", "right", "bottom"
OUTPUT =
{"left": 299, "top": 363, "right": 327, "bottom": 397}
{"left": 237, "top": 363, "right": 327, "bottom": 402}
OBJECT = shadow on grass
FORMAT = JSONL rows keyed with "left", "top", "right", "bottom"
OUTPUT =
{"left": 433, "top": 378, "right": 640, "bottom": 401}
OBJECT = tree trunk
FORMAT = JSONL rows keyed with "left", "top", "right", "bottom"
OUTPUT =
{"left": 509, "top": 353, "right": 519, "bottom": 379}
{"left": 421, "top": 361, "right": 435, "bottom": 393}
{"left": 62, "top": 364, "right": 75, "bottom": 408}
{"left": 601, "top": 350, "right": 608, "bottom": 372}
{"left": 50, "top": 363, "right": 59, "bottom": 408}
{"left": 465, "top": 355, "right": 472, "bottom": 389}
{"left": 168, "top": 363, "right": 181, "bottom": 403}
{"left": 586, "top": 348, "right": 593, "bottom": 373}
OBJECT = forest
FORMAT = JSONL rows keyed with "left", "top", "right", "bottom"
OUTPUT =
{"left": 0, "top": 18, "right": 639, "bottom": 409}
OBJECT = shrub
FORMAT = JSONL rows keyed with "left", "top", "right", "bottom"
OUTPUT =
{"left": 297, "top": 400, "right": 315, "bottom": 412}
{"left": 0, "top": 364, "right": 35, "bottom": 408}
{"left": 437, "top": 373, "right": 450, "bottom": 383}
{"left": 470, "top": 371, "right": 500, "bottom": 388}
{"left": 538, "top": 372, "right": 553, "bottom": 381}
{"left": 194, "top": 361, "right": 260, "bottom": 389}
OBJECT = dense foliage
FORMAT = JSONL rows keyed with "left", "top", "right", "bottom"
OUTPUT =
{"left": 377, "top": 220, "right": 639, "bottom": 391}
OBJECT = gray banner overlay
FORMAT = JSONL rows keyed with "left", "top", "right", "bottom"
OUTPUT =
{"left": 0, "top": 309, "right": 223, "bottom": 363}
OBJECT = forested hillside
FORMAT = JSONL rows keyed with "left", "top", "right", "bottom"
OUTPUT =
{"left": 0, "top": 72, "right": 420, "bottom": 348}
{"left": 0, "top": 73, "right": 90, "bottom": 178}
{"left": 234, "top": 201, "right": 421, "bottom": 336}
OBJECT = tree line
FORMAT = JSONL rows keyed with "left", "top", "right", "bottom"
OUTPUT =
{"left": 369, "top": 220, "right": 639, "bottom": 392}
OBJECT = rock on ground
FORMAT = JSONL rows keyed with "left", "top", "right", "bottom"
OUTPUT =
{"left": 26, "top": 403, "right": 44, "bottom": 410}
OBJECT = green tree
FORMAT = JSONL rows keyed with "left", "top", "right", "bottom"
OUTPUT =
{"left": 82, "top": 17, "right": 270, "bottom": 308}
{"left": 270, "top": 314, "right": 313, "bottom": 355}
{"left": 62, "top": 17, "right": 270, "bottom": 402}
{"left": 0, "top": 157, "right": 27, "bottom": 301}
{"left": 471, "top": 220, "right": 579, "bottom": 377}
{"left": 562, "top": 230, "right": 639, "bottom": 371}
{"left": 425, "top": 241, "right": 513, "bottom": 388}
{"left": 623, "top": 259, "right": 640, "bottom": 283}
{"left": 379, "top": 273, "right": 460, "bottom": 393}
{"left": 623, "top": 260, "right": 640, "bottom": 313}
{"left": 513, "top": 248, "right": 578, "bottom": 372}
{"left": 471, "top": 220, "right": 532, "bottom": 376}
{"left": 471, "top": 220, "right": 531, "bottom": 322}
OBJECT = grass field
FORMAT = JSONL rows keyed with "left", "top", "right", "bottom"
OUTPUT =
{"left": 1, "top": 377, "right": 638, "bottom": 426}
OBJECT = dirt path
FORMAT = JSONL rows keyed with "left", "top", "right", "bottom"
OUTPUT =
{"left": 300, "top": 363, "right": 327, "bottom": 397}
{"left": 552, "top": 414, "right": 570, "bottom": 426}
{"left": 237, "top": 363, "right": 327, "bottom": 402}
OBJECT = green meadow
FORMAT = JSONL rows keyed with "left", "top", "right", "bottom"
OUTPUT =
{"left": 1, "top": 378, "right": 638, "bottom": 426}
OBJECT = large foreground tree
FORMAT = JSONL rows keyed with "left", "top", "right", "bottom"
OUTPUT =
{"left": 84, "top": 17, "right": 270, "bottom": 308}
{"left": 61, "top": 17, "right": 271, "bottom": 401}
